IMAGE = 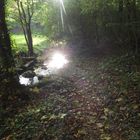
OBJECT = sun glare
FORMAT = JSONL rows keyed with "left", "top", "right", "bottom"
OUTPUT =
{"left": 47, "top": 52, "right": 68, "bottom": 69}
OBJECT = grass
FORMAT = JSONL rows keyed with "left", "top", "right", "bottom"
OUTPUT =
{"left": 12, "top": 34, "right": 50, "bottom": 54}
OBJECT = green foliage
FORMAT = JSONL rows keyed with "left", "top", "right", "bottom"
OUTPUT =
{"left": 6, "top": 0, "right": 20, "bottom": 29}
{"left": 11, "top": 34, "right": 49, "bottom": 54}
{"left": 6, "top": 0, "right": 140, "bottom": 53}
{"left": 11, "top": 35, "right": 19, "bottom": 55}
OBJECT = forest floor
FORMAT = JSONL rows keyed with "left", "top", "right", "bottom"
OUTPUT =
{"left": 1, "top": 45, "right": 140, "bottom": 140}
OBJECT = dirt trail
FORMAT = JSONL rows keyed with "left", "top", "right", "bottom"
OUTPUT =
{"left": 3, "top": 47, "right": 139, "bottom": 140}
{"left": 32, "top": 44, "right": 140, "bottom": 140}
{"left": 36, "top": 50, "right": 121, "bottom": 140}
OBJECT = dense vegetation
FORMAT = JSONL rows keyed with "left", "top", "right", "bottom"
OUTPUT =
{"left": 7, "top": 0, "right": 140, "bottom": 53}
{"left": 0, "top": 0, "right": 140, "bottom": 139}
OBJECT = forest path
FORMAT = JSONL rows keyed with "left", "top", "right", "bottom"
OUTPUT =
{"left": 35, "top": 48, "right": 125, "bottom": 140}
{"left": 2, "top": 47, "right": 139, "bottom": 140}
{"left": 39, "top": 60, "right": 104, "bottom": 139}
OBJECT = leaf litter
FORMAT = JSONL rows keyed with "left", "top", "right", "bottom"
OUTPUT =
{"left": 1, "top": 54, "right": 140, "bottom": 140}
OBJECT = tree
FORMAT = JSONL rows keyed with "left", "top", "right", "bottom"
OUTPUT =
{"left": 16, "top": 0, "right": 34, "bottom": 56}
{"left": 62, "top": 0, "right": 140, "bottom": 53}
{"left": 0, "top": 0, "right": 16, "bottom": 80}
{"left": 118, "top": 0, "right": 124, "bottom": 23}
{"left": 7, "top": 0, "right": 140, "bottom": 54}
{"left": 0, "top": 0, "right": 19, "bottom": 99}
{"left": 34, "top": 0, "right": 66, "bottom": 38}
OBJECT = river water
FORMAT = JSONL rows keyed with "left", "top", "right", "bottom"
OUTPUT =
{"left": 19, "top": 52, "right": 69, "bottom": 86}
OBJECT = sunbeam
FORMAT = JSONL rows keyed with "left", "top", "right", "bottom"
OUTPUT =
{"left": 60, "top": 6, "right": 64, "bottom": 30}
{"left": 59, "top": 0, "right": 66, "bottom": 15}
{"left": 58, "top": 0, "right": 66, "bottom": 30}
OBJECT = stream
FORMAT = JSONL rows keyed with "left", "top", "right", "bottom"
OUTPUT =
{"left": 19, "top": 52, "right": 69, "bottom": 86}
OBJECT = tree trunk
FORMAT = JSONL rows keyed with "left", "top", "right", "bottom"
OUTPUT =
{"left": 17, "top": 0, "right": 34, "bottom": 56}
{"left": 118, "top": 0, "right": 123, "bottom": 23}
{"left": 27, "top": 24, "right": 34, "bottom": 56}
{"left": 125, "top": 0, "right": 139, "bottom": 54}
{"left": 0, "top": 0, "right": 19, "bottom": 100}
{"left": 0, "top": 0, "right": 15, "bottom": 77}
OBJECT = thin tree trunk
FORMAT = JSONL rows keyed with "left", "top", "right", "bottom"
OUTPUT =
{"left": 118, "top": 0, "right": 123, "bottom": 23}
{"left": 94, "top": 14, "right": 100, "bottom": 45}
{"left": 17, "top": 1, "right": 29, "bottom": 48}
{"left": 131, "top": 0, "right": 139, "bottom": 54}
{"left": 16, "top": 0, "right": 34, "bottom": 56}
{"left": 27, "top": 23, "right": 33, "bottom": 56}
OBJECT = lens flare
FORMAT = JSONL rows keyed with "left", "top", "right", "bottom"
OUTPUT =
{"left": 48, "top": 52, "right": 68, "bottom": 69}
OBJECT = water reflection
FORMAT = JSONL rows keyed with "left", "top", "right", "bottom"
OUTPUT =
{"left": 19, "top": 75, "right": 39, "bottom": 86}
{"left": 34, "top": 67, "right": 50, "bottom": 76}
{"left": 19, "top": 68, "right": 50, "bottom": 86}
{"left": 19, "top": 52, "right": 69, "bottom": 86}
{"left": 19, "top": 75, "right": 31, "bottom": 86}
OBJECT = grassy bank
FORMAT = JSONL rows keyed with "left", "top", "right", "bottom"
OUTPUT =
{"left": 12, "top": 34, "right": 49, "bottom": 54}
